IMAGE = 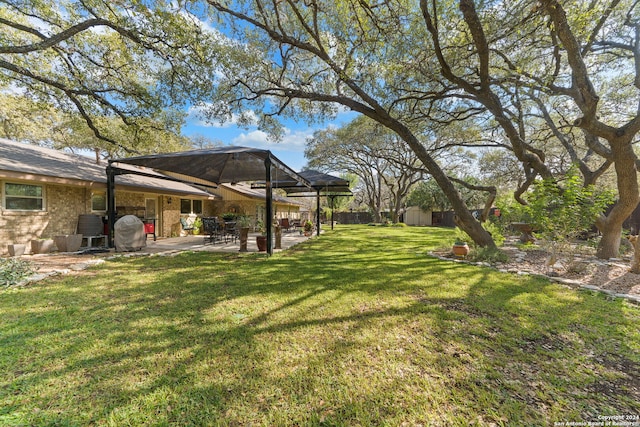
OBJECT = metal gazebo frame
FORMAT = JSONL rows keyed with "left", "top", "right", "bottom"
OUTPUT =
{"left": 106, "top": 146, "right": 311, "bottom": 255}
{"left": 253, "top": 170, "right": 352, "bottom": 235}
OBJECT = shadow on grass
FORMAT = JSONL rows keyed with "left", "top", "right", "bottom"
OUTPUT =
{"left": 0, "top": 225, "right": 638, "bottom": 425}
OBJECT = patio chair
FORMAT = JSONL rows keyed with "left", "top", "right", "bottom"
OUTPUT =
{"left": 180, "top": 217, "right": 194, "bottom": 235}
{"left": 280, "top": 218, "right": 291, "bottom": 232}
{"left": 202, "top": 217, "right": 222, "bottom": 244}
{"left": 224, "top": 221, "right": 238, "bottom": 243}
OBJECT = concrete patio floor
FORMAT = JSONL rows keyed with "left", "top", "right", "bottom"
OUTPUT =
{"left": 22, "top": 231, "right": 314, "bottom": 277}
{"left": 141, "top": 231, "right": 311, "bottom": 254}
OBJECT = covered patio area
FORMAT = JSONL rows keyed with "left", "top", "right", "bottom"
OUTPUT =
{"left": 107, "top": 146, "right": 312, "bottom": 255}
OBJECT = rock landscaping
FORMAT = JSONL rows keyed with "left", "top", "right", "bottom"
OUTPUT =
{"left": 432, "top": 237, "right": 640, "bottom": 304}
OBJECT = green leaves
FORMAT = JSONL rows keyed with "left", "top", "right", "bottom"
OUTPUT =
{"left": 522, "top": 165, "right": 616, "bottom": 242}
{"left": 0, "top": 0, "right": 218, "bottom": 150}
{"left": 0, "top": 258, "right": 35, "bottom": 287}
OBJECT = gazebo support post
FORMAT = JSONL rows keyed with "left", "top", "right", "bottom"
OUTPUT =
{"left": 265, "top": 157, "right": 273, "bottom": 255}
{"left": 330, "top": 195, "right": 335, "bottom": 230}
{"left": 316, "top": 189, "right": 321, "bottom": 236}
{"left": 106, "top": 164, "right": 116, "bottom": 248}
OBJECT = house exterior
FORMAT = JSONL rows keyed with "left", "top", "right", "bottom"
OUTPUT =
{"left": 213, "top": 183, "right": 303, "bottom": 225}
{"left": 0, "top": 139, "right": 301, "bottom": 255}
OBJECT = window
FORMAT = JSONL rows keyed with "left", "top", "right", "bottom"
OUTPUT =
{"left": 193, "top": 199, "right": 203, "bottom": 214}
{"left": 180, "top": 199, "right": 191, "bottom": 214}
{"left": 91, "top": 192, "right": 107, "bottom": 211}
{"left": 4, "top": 183, "right": 44, "bottom": 211}
{"left": 180, "top": 198, "right": 203, "bottom": 215}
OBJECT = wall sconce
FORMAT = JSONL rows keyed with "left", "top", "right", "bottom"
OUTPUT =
{"left": 167, "top": 197, "right": 172, "bottom": 205}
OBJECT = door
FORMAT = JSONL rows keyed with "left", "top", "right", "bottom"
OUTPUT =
{"left": 145, "top": 198, "right": 157, "bottom": 220}
{"left": 145, "top": 197, "right": 158, "bottom": 236}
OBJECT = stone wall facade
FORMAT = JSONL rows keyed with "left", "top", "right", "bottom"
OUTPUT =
{"left": 1, "top": 179, "right": 298, "bottom": 255}
{"left": 1, "top": 183, "right": 90, "bottom": 254}
{"left": 0, "top": 181, "right": 215, "bottom": 255}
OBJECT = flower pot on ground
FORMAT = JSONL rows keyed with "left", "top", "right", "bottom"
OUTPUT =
{"left": 31, "top": 238, "right": 54, "bottom": 254}
{"left": 274, "top": 225, "right": 282, "bottom": 249}
{"left": 256, "top": 235, "right": 268, "bottom": 252}
{"left": 239, "top": 227, "right": 250, "bottom": 252}
{"left": 236, "top": 216, "right": 252, "bottom": 252}
{"left": 8, "top": 244, "right": 26, "bottom": 257}
{"left": 54, "top": 234, "right": 83, "bottom": 252}
{"left": 192, "top": 217, "right": 202, "bottom": 235}
{"left": 452, "top": 241, "right": 470, "bottom": 258}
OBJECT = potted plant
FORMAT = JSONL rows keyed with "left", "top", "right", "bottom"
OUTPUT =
{"left": 255, "top": 220, "right": 268, "bottom": 252}
{"left": 303, "top": 220, "right": 313, "bottom": 236}
{"left": 192, "top": 217, "right": 203, "bottom": 235}
{"left": 452, "top": 239, "right": 470, "bottom": 258}
{"left": 236, "top": 216, "right": 252, "bottom": 252}
{"left": 53, "top": 234, "right": 83, "bottom": 252}
{"left": 273, "top": 218, "right": 282, "bottom": 249}
{"left": 222, "top": 213, "right": 236, "bottom": 222}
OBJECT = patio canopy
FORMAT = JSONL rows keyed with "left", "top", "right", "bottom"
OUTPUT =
{"left": 253, "top": 169, "right": 352, "bottom": 232}
{"left": 106, "top": 146, "right": 312, "bottom": 254}
{"left": 110, "top": 146, "right": 307, "bottom": 187}
{"left": 253, "top": 170, "right": 351, "bottom": 196}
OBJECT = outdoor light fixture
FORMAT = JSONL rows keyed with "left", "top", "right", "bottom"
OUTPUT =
{"left": 167, "top": 197, "right": 172, "bottom": 205}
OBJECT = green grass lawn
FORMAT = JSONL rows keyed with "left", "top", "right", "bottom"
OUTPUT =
{"left": 1, "top": 225, "right": 638, "bottom": 426}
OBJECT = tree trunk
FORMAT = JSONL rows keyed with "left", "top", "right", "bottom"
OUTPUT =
{"left": 629, "top": 236, "right": 640, "bottom": 274}
{"left": 595, "top": 142, "right": 639, "bottom": 259}
{"left": 388, "top": 123, "right": 496, "bottom": 248}
{"left": 596, "top": 216, "right": 622, "bottom": 259}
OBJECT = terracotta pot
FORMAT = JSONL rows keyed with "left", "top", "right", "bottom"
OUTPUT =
{"left": 256, "top": 235, "right": 268, "bottom": 252}
{"left": 452, "top": 243, "right": 469, "bottom": 257}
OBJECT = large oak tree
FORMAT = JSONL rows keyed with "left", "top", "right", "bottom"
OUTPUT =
{"left": 305, "top": 116, "right": 424, "bottom": 223}
{"left": 420, "top": 0, "right": 640, "bottom": 258}
{"left": 203, "top": 0, "right": 497, "bottom": 248}
{"left": 204, "top": 0, "right": 640, "bottom": 257}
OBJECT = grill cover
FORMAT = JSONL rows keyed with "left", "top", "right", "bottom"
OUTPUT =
{"left": 114, "top": 215, "right": 146, "bottom": 252}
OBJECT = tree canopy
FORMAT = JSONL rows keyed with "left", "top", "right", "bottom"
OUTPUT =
{"left": 305, "top": 116, "right": 423, "bottom": 222}
{"left": 4, "top": 0, "right": 640, "bottom": 256}
{"left": 203, "top": 0, "right": 497, "bottom": 247}
{"left": 0, "top": 0, "right": 216, "bottom": 153}
{"left": 201, "top": 0, "right": 640, "bottom": 256}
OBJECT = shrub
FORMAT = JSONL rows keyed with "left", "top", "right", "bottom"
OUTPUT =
{"left": 483, "top": 220, "right": 505, "bottom": 246}
{"left": 0, "top": 258, "right": 36, "bottom": 287}
{"left": 453, "top": 221, "right": 504, "bottom": 248}
{"left": 221, "top": 213, "right": 236, "bottom": 221}
{"left": 453, "top": 227, "right": 470, "bottom": 245}
{"left": 468, "top": 247, "right": 509, "bottom": 264}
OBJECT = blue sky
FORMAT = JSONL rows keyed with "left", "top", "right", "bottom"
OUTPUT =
{"left": 182, "top": 106, "right": 357, "bottom": 172}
